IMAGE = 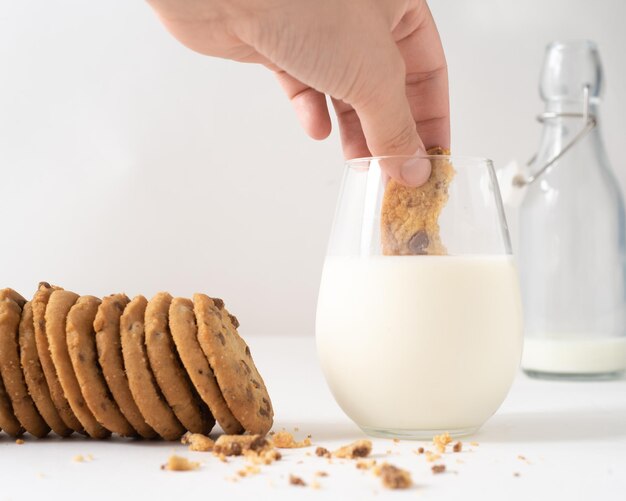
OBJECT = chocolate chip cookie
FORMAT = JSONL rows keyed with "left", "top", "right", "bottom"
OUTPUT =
{"left": 381, "top": 147, "right": 455, "bottom": 255}
{"left": 145, "top": 292, "right": 214, "bottom": 434}
{"left": 33, "top": 283, "right": 83, "bottom": 433}
{"left": 169, "top": 297, "right": 243, "bottom": 434}
{"left": 0, "top": 291, "right": 49, "bottom": 437}
{"left": 19, "top": 299, "right": 72, "bottom": 437}
{"left": 121, "top": 295, "right": 185, "bottom": 440}
{"left": 67, "top": 295, "right": 135, "bottom": 437}
{"left": 47, "top": 291, "right": 110, "bottom": 438}
{"left": 94, "top": 293, "right": 156, "bottom": 438}
{"left": 193, "top": 294, "right": 273, "bottom": 435}
{"left": 0, "top": 289, "right": 27, "bottom": 437}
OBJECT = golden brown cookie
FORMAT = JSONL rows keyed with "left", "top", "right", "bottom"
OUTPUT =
{"left": 145, "top": 292, "right": 214, "bottom": 434}
{"left": 46, "top": 291, "right": 110, "bottom": 439}
{"left": 0, "top": 292, "right": 49, "bottom": 438}
{"left": 67, "top": 295, "right": 135, "bottom": 437}
{"left": 193, "top": 293, "right": 273, "bottom": 435}
{"left": 381, "top": 147, "right": 455, "bottom": 255}
{"left": 0, "top": 289, "right": 26, "bottom": 437}
{"left": 121, "top": 295, "right": 185, "bottom": 440}
{"left": 19, "top": 300, "right": 72, "bottom": 437}
{"left": 94, "top": 294, "right": 156, "bottom": 439}
{"left": 169, "top": 297, "right": 243, "bottom": 434}
{"left": 32, "top": 282, "right": 83, "bottom": 433}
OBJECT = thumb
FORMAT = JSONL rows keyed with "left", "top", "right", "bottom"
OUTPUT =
{"left": 352, "top": 53, "right": 431, "bottom": 187}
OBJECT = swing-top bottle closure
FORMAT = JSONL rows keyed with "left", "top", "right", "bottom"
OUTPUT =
{"left": 513, "top": 39, "right": 603, "bottom": 187}
{"left": 513, "top": 84, "right": 597, "bottom": 188}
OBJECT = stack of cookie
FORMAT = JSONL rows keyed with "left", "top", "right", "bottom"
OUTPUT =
{"left": 0, "top": 283, "right": 273, "bottom": 440}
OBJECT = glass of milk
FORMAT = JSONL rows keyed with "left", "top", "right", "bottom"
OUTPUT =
{"left": 316, "top": 155, "right": 523, "bottom": 439}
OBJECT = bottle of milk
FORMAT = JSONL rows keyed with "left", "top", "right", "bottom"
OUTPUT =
{"left": 518, "top": 40, "right": 626, "bottom": 380}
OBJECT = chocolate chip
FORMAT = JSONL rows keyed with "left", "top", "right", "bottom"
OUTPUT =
{"left": 229, "top": 314, "right": 240, "bottom": 328}
{"left": 240, "top": 360, "right": 252, "bottom": 375}
{"left": 245, "top": 346, "right": 251, "bottom": 357}
{"left": 408, "top": 230, "right": 429, "bottom": 255}
{"left": 217, "top": 332, "right": 226, "bottom": 345}
{"left": 211, "top": 298, "right": 225, "bottom": 310}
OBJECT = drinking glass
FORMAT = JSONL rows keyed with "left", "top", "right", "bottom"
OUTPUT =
{"left": 316, "top": 155, "right": 523, "bottom": 439}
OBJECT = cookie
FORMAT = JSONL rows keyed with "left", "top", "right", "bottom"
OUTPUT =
{"left": 193, "top": 293, "right": 273, "bottom": 435}
{"left": 94, "top": 294, "right": 156, "bottom": 439}
{"left": 0, "top": 291, "right": 49, "bottom": 437}
{"left": 46, "top": 291, "right": 110, "bottom": 438}
{"left": 19, "top": 300, "right": 72, "bottom": 437}
{"left": 121, "top": 295, "right": 185, "bottom": 440}
{"left": 67, "top": 295, "right": 135, "bottom": 437}
{"left": 169, "top": 297, "right": 243, "bottom": 434}
{"left": 0, "top": 289, "right": 26, "bottom": 437}
{"left": 145, "top": 292, "right": 214, "bottom": 434}
{"left": 32, "top": 282, "right": 83, "bottom": 433}
{"left": 380, "top": 147, "right": 455, "bottom": 255}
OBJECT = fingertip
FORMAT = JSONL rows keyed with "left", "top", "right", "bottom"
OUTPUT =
{"left": 291, "top": 89, "right": 332, "bottom": 140}
{"left": 379, "top": 154, "right": 432, "bottom": 187}
{"left": 399, "top": 156, "right": 431, "bottom": 186}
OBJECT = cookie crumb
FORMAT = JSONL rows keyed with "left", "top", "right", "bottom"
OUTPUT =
{"left": 245, "top": 448, "right": 282, "bottom": 465}
{"left": 237, "top": 465, "right": 261, "bottom": 477}
{"left": 334, "top": 440, "right": 372, "bottom": 459}
{"left": 513, "top": 472, "right": 521, "bottom": 477}
{"left": 416, "top": 447, "right": 425, "bottom": 454}
{"left": 161, "top": 455, "right": 200, "bottom": 471}
{"left": 470, "top": 441, "right": 479, "bottom": 447}
{"left": 310, "top": 480, "right": 321, "bottom": 490}
{"left": 213, "top": 434, "right": 270, "bottom": 456}
{"left": 314, "top": 471, "right": 328, "bottom": 477}
{"left": 392, "top": 439, "right": 400, "bottom": 444}
{"left": 356, "top": 460, "right": 377, "bottom": 470}
{"left": 289, "top": 474, "right": 306, "bottom": 487}
{"left": 431, "top": 464, "right": 446, "bottom": 474}
{"left": 86, "top": 454, "right": 94, "bottom": 462}
{"left": 433, "top": 432, "right": 452, "bottom": 453}
{"left": 272, "top": 431, "right": 311, "bottom": 449}
{"left": 181, "top": 432, "right": 215, "bottom": 452}
{"left": 425, "top": 451, "right": 441, "bottom": 463}
{"left": 15, "top": 439, "right": 25, "bottom": 445}
{"left": 373, "top": 463, "right": 412, "bottom": 490}
{"left": 73, "top": 455, "right": 84, "bottom": 463}
{"left": 453, "top": 441, "right": 462, "bottom": 453}
{"left": 315, "top": 446, "right": 331, "bottom": 458}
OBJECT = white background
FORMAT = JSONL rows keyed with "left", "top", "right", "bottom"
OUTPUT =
{"left": 1, "top": 0, "right": 625, "bottom": 336}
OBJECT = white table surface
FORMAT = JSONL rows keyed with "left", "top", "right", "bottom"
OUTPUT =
{"left": 1, "top": 335, "right": 625, "bottom": 501}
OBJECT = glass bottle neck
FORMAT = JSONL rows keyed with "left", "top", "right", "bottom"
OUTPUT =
{"left": 543, "top": 99, "right": 600, "bottom": 117}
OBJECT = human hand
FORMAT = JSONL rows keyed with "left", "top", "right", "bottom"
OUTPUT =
{"left": 147, "top": 0, "right": 449, "bottom": 186}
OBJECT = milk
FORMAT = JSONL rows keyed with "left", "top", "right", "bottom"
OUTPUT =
{"left": 522, "top": 337, "right": 626, "bottom": 375}
{"left": 316, "top": 255, "right": 523, "bottom": 437}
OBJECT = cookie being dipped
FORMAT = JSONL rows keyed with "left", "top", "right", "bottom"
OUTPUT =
{"left": 381, "top": 147, "right": 455, "bottom": 256}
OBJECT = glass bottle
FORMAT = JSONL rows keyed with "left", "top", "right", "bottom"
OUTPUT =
{"left": 518, "top": 40, "right": 626, "bottom": 380}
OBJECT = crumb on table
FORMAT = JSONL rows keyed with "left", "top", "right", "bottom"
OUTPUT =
{"left": 315, "top": 446, "right": 331, "bottom": 458}
{"left": 289, "top": 474, "right": 307, "bottom": 487}
{"left": 161, "top": 455, "right": 200, "bottom": 471}
{"left": 181, "top": 432, "right": 215, "bottom": 452}
{"left": 333, "top": 440, "right": 372, "bottom": 459}
{"left": 433, "top": 432, "right": 452, "bottom": 453}
{"left": 271, "top": 431, "right": 311, "bottom": 449}
{"left": 373, "top": 463, "right": 412, "bottom": 490}
{"left": 431, "top": 464, "right": 446, "bottom": 474}
{"left": 453, "top": 441, "right": 462, "bottom": 453}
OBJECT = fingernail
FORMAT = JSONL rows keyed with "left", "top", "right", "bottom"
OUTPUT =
{"left": 400, "top": 156, "right": 431, "bottom": 186}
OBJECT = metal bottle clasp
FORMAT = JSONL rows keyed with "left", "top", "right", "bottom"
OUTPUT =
{"left": 513, "top": 84, "right": 597, "bottom": 188}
